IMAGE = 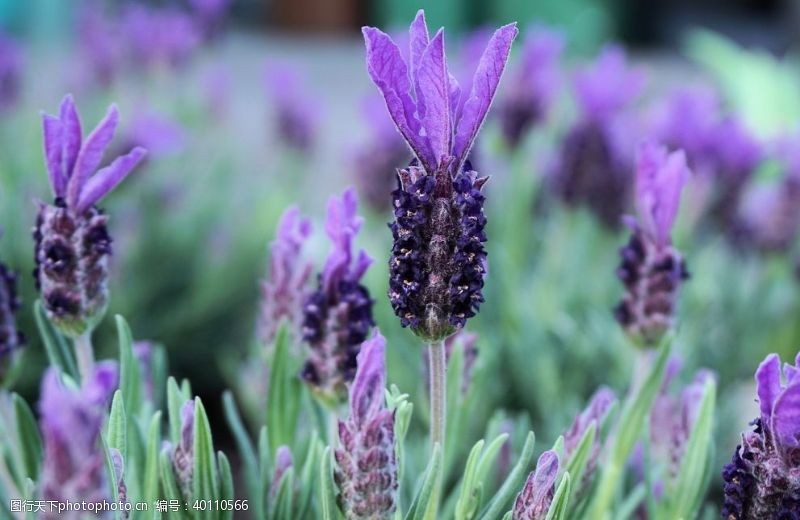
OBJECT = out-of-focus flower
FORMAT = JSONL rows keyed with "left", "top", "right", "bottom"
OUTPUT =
{"left": 75, "top": 2, "right": 122, "bottom": 88}
{"left": 39, "top": 362, "right": 118, "bottom": 519}
{"left": 498, "top": 27, "right": 563, "bottom": 149}
{"left": 551, "top": 46, "right": 644, "bottom": 227}
{"left": 301, "top": 189, "right": 374, "bottom": 404}
{"left": 614, "top": 141, "right": 690, "bottom": 347}
{"left": 722, "top": 353, "right": 800, "bottom": 518}
{"left": 0, "top": 31, "right": 23, "bottom": 113}
{"left": 0, "top": 244, "right": 24, "bottom": 381}
{"left": 172, "top": 400, "right": 195, "bottom": 501}
{"left": 512, "top": 450, "right": 560, "bottom": 520}
{"left": 187, "top": 0, "right": 230, "bottom": 39}
{"left": 133, "top": 341, "right": 155, "bottom": 402}
{"left": 334, "top": 331, "right": 398, "bottom": 519}
{"left": 258, "top": 206, "right": 313, "bottom": 345}
{"left": 34, "top": 95, "right": 147, "bottom": 337}
{"left": 269, "top": 446, "right": 293, "bottom": 498}
{"left": 118, "top": 111, "right": 186, "bottom": 159}
{"left": 123, "top": 5, "right": 201, "bottom": 70}
{"left": 363, "top": 10, "right": 517, "bottom": 341}
{"left": 264, "top": 63, "right": 320, "bottom": 153}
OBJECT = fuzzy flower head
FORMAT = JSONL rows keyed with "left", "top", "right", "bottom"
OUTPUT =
{"left": 0, "top": 32, "right": 23, "bottom": 113}
{"left": 0, "top": 254, "right": 23, "bottom": 382}
{"left": 573, "top": 45, "right": 644, "bottom": 124}
{"left": 39, "top": 362, "right": 118, "bottom": 518}
{"left": 722, "top": 353, "right": 800, "bottom": 518}
{"left": 614, "top": 142, "right": 691, "bottom": 347}
{"left": 36, "top": 95, "right": 146, "bottom": 337}
{"left": 258, "top": 206, "right": 313, "bottom": 345}
{"left": 301, "top": 189, "right": 375, "bottom": 404}
{"left": 264, "top": 63, "right": 320, "bottom": 153}
{"left": 334, "top": 331, "right": 398, "bottom": 519}
{"left": 364, "top": 10, "right": 517, "bottom": 341}
{"left": 512, "top": 450, "right": 560, "bottom": 520}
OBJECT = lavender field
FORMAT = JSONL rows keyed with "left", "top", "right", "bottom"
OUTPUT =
{"left": 1, "top": 1, "right": 800, "bottom": 519}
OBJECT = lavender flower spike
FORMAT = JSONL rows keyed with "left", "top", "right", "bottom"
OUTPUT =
{"left": 334, "top": 331, "right": 398, "bottom": 519}
{"left": 364, "top": 10, "right": 518, "bottom": 341}
{"left": 39, "top": 362, "right": 118, "bottom": 519}
{"left": 614, "top": 141, "right": 690, "bottom": 347}
{"left": 512, "top": 450, "right": 560, "bottom": 520}
{"left": 722, "top": 353, "right": 800, "bottom": 518}
{"left": 172, "top": 400, "right": 195, "bottom": 501}
{"left": 301, "top": 188, "right": 375, "bottom": 404}
{"left": 34, "top": 95, "right": 147, "bottom": 337}
{"left": 563, "top": 387, "right": 616, "bottom": 498}
{"left": 258, "top": 206, "right": 313, "bottom": 345}
{"left": 0, "top": 242, "right": 24, "bottom": 381}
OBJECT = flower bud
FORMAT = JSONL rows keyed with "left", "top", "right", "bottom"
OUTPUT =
{"left": 513, "top": 450, "right": 560, "bottom": 520}
{"left": 173, "top": 400, "right": 195, "bottom": 501}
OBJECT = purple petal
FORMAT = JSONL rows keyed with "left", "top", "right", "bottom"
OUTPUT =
{"left": 180, "top": 399, "right": 195, "bottom": 448}
{"left": 76, "top": 146, "right": 147, "bottom": 212}
{"left": 453, "top": 23, "right": 518, "bottom": 170}
{"left": 42, "top": 114, "right": 65, "bottom": 197}
{"left": 362, "top": 27, "right": 428, "bottom": 168}
{"left": 84, "top": 360, "right": 119, "bottom": 406}
{"left": 756, "top": 353, "right": 782, "bottom": 424}
{"left": 59, "top": 94, "right": 82, "bottom": 181}
{"left": 415, "top": 29, "right": 451, "bottom": 167}
{"left": 635, "top": 141, "right": 689, "bottom": 247}
{"left": 408, "top": 9, "right": 429, "bottom": 77}
{"left": 573, "top": 45, "right": 644, "bottom": 122}
{"left": 350, "top": 331, "right": 386, "bottom": 426}
{"left": 448, "top": 73, "right": 461, "bottom": 122}
{"left": 68, "top": 104, "right": 120, "bottom": 209}
{"left": 533, "top": 450, "right": 559, "bottom": 490}
{"left": 772, "top": 380, "right": 800, "bottom": 451}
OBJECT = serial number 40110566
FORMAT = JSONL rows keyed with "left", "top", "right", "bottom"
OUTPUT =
{"left": 192, "top": 500, "right": 249, "bottom": 511}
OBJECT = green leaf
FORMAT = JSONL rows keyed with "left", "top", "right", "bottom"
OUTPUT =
{"left": 218, "top": 452, "right": 234, "bottom": 520}
{"left": 143, "top": 411, "right": 162, "bottom": 508}
{"left": 258, "top": 427, "right": 272, "bottom": 503}
{"left": 167, "top": 378, "right": 186, "bottom": 445}
{"left": 100, "top": 435, "right": 121, "bottom": 520}
{"left": 319, "top": 447, "right": 338, "bottom": 520}
{"left": 297, "top": 433, "right": 321, "bottom": 519}
{"left": 222, "top": 391, "right": 262, "bottom": 519}
{"left": 266, "top": 324, "right": 301, "bottom": 455}
{"left": 472, "top": 433, "right": 511, "bottom": 501}
{"left": 34, "top": 299, "right": 78, "bottom": 379}
{"left": 478, "top": 431, "right": 535, "bottom": 520}
{"left": 545, "top": 472, "right": 571, "bottom": 520}
{"left": 564, "top": 422, "right": 596, "bottom": 497}
{"left": 160, "top": 451, "right": 188, "bottom": 520}
{"left": 455, "top": 439, "right": 485, "bottom": 520}
{"left": 12, "top": 393, "right": 42, "bottom": 481}
{"left": 405, "top": 444, "right": 442, "bottom": 520}
{"left": 192, "top": 398, "right": 220, "bottom": 519}
{"left": 116, "top": 315, "right": 142, "bottom": 417}
{"left": 107, "top": 390, "right": 127, "bottom": 459}
{"left": 270, "top": 467, "right": 295, "bottom": 520}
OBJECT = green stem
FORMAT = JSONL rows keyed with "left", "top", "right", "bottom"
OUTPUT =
{"left": 428, "top": 341, "right": 446, "bottom": 451}
{"left": 74, "top": 331, "right": 94, "bottom": 383}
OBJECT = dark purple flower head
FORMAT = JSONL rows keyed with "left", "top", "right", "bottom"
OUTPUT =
{"left": 35, "top": 95, "right": 146, "bottom": 337}
{"left": 173, "top": 399, "right": 195, "bottom": 501}
{"left": 39, "top": 362, "right": 118, "bottom": 518}
{"left": 264, "top": 63, "right": 320, "bottom": 153}
{"left": 498, "top": 27, "right": 564, "bottom": 148}
{"left": 0, "top": 31, "right": 23, "bottom": 113}
{"left": 334, "top": 331, "right": 398, "bottom": 519}
{"left": 722, "top": 353, "right": 800, "bottom": 519}
{"left": 512, "top": 450, "right": 560, "bottom": 520}
{"left": 364, "top": 10, "right": 517, "bottom": 341}
{"left": 301, "top": 189, "right": 374, "bottom": 404}
{"left": 614, "top": 142, "right": 690, "bottom": 347}
{"left": 0, "top": 247, "right": 24, "bottom": 381}
{"left": 258, "top": 206, "right": 313, "bottom": 345}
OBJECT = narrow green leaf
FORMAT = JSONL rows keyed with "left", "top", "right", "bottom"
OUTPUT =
{"left": 297, "top": 433, "right": 321, "bottom": 519}
{"left": 167, "top": 378, "right": 184, "bottom": 445}
{"left": 564, "top": 422, "right": 596, "bottom": 496}
{"left": 107, "top": 391, "right": 127, "bottom": 459}
{"left": 405, "top": 444, "right": 442, "bottom": 520}
{"left": 222, "top": 391, "right": 262, "bottom": 519}
{"left": 270, "top": 467, "right": 295, "bottom": 520}
{"left": 100, "top": 435, "right": 121, "bottom": 520}
{"left": 455, "top": 439, "right": 485, "bottom": 520}
{"left": 159, "top": 451, "right": 187, "bottom": 520}
{"left": 192, "top": 398, "right": 219, "bottom": 519}
{"left": 218, "top": 452, "right": 234, "bottom": 520}
{"left": 266, "top": 324, "right": 301, "bottom": 454}
{"left": 258, "top": 427, "right": 271, "bottom": 503}
{"left": 12, "top": 393, "right": 42, "bottom": 480}
{"left": 143, "top": 412, "right": 162, "bottom": 508}
{"left": 116, "top": 315, "right": 142, "bottom": 417}
{"left": 472, "top": 433, "right": 511, "bottom": 500}
{"left": 34, "top": 299, "right": 78, "bottom": 379}
{"left": 545, "top": 472, "right": 571, "bottom": 520}
{"left": 478, "top": 431, "right": 535, "bottom": 520}
{"left": 319, "top": 447, "right": 338, "bottom": 520}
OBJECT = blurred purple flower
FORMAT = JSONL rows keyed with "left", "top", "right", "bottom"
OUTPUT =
{"left": 301, "top": 188, "right": 374, "bottom": 403}
{"left": 563, "top": 387, "right": 616, "bottom": 498}
{"left": 119, "top": 111, "right": 186, "bottom": 158}
{"left": 334, "top": 331, "right": 398, "bottom": 519}
{"left": 187, "top": 0, "right": 230, "bottom": 39}
{"left": 364, "top": 10, "right": 517, "bottom": 341}
{"left": 39, "top": 362, "right": 118, "bottom": 519}
{"left": 614, "top": 141, "right": 690, "bottom": 347}
{"left": 0, "top": 32, "right": 23, "bottom": 113}
{"left": 269, "top": 446, "right": 294, "bottom": 498}
{"left": 75, "top": 2, "right": 122, "bottom": 88}
{"left": 722, "top": 353, "right": 800, "bottom": 518}
{"left": 201, "top": 63, "right": 231, "bottom": 121}
{"left": 498, "top": 27, "right": 564, "bottom": 148}
{"left": 123, "top": 5, "right": 201, "bottom": 70}
{"left": 551, "top": 45, "right": 644, "bottom": 227}
{"left": 0, "top": 250, "right": 23, "bottom": 382}
{"left": 264, "top": 63, "right": 320, "bottom": 153}
{"left": 512, "top": 450, "right": 560, "bottom": 520}
{"left": 35, "top": 95, "right": 146, "bottom": 336}
{"left": 258, "top": 206, "right": 313, "bottom": 345}
{"left": 133, "top": 341, "right": 155, "bottom": 402}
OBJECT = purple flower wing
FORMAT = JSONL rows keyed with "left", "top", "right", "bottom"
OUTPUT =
{"left": 77, "top": 147, "right": 147, "bottom": 212}
{"left": 350, "top": 331, "right": 386, "bottom": 426}
{"left": 652, "top": 149, "right": 689, "bottom": 247}
{"left": 452, "top": 23, "right": 517, "bottom": 170}
{"left": 408, "top": 9, "right": 429, "bottom": 77}
{"left": 42, "top": 114, "right": 65, "bottom": 197}
{"left": 415, "top": 30, "right": 451, "bottom": 167}
{"left": 756, "top": 353, "right": 782, "bottom": 424}
{"left": 772, "top": 380, "right": 800, "bottom": 451}
{"left": 68, "top": 104, "right": 120, "bottom": 208}
{"left": 59, "top": 95, "right": 83, "bottom": 181}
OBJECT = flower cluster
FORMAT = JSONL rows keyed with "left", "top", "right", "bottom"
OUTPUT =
{"left": 301, "top": 188, "right": 374, "bottom": 403}
{"left": 512, "top": 450, "right": 560, "bottom": 520}
{"left": 34, "top": 95, "right": 146, "bottom": 337}
{"left": 363, "top": 10, "right": 517, "bottom": 341}
{"left": 722, "top": 353, "right": 800, "bottom": 519}
{"left": 614, "top": 141, "right": 690, "bottom": 347}
{"left": 334, "top": 331, "right": 398, "bottom": 519}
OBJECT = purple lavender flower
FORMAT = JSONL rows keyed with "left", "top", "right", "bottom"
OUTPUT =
{"left": 300, "top": 189, "right": 374, "bottom": 403}
{"left": 363, "top": 10, "right": 517, "bottom": 341}
{"left": 269, "top": 446, "right": 294, "bottom": 498}
{"left": 133, "top": 341, "right": 155, "bottom": 402}
{"left": 258, "top": 206, "right": 313, "bottom": 345}
{"left": 498, "top": 27, "right": 563, "bottom": 149}
{"left": 118, "top": 110, "right": 186, "bottom": 159}
{"left": 122, "top": 5, "right": 201, "bottom": 70}
{"left": 34, "top": 95, "right": 146, "bottom": 337}
{"left": 39, "top": 362, "right": 118, "bottom": 519}
{"left": 0, "top": 32, "right": 23, "bottom": 113}
{"left": 0, "top": 247, "right": 24, "bottom": 380}
{"left": 614, "top": 141, "right": 690, "bottom": 347}
{"left": 722, "top": 353, "right": 800, "bottom": 518}
{"left": 75, "top": 2, "right": 122, "bottom": 89}
{"left": 172, "top": 400, "right": 195, "bottom": 501}
{"left": 334, "top": 331, "right": 398, "bottom": 519}
{"left": 512, "top": 450, "right": 560, "bottom": 520}
{"left": 264, "top": 63, "right": 320, "bottom": 153}
{"left": 551, "top": 45, "right": 643, "bottom": 227}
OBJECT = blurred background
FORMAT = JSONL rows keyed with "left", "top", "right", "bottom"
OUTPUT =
{"left": 2, "top": 0, "right": 800, "bottom": 513}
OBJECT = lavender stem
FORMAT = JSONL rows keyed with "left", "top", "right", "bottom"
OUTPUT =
{"left": 429, "top": 340, "right": 446, "bottom": 451}
{"left": 74, "top": 331, "right": 95, "bottom": 382}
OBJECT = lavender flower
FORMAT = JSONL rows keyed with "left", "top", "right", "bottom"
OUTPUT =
{"left": 75, "top": 2, "right": 122, "bottom": 88}
{"left": 264, "top": 63, "right": 320, "bottom": 153}
{"left": 300, "top": 189, "right": 374, "bottom": 403}
{"left": 133, "top": 341, "right": 155, "bottom": 402}
{"left": 118, "top": 111, "right": 186, "bottom": 159}
{"left": 34, "top": 95, "right": 147, "bottom": 337}
{"left": 551, "top": 46, "right": 643, "bottom": 227}
{"left": 334, "top": 331, "right": 398, "bottom": 519}
{"left": 269, "top": 446, "right": 294, "bottom": 498}
{"left": 0, "top": 32, "right": 22, "bottom": 113}
{"left": 39, "top": 362, "right": 118, "bottom": 519}
{"left": 258, "top": 206, "right": 313, "bottom": 345}
{"left": 614, "top": 141, "right": 690, "bottom": 347}
{"left": 363, "top": 10, "right": 517, "bottom": 341}
{"left": 498, "top": 28, "right": 563, "bottom": 149}
{"left": 0, "top": 249, "right": 24, "bottom": 380}
{"left": 173, "top": 400, "right": 195, "bottom": 501}
{"left": 512, "top": 450, "right": 560, "bottom": 520}
{"left": 722, "top": 353, "right": 800, "bottom": 518}
{"left": 122, "top": 5, "right": 201, "bottom": 70}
